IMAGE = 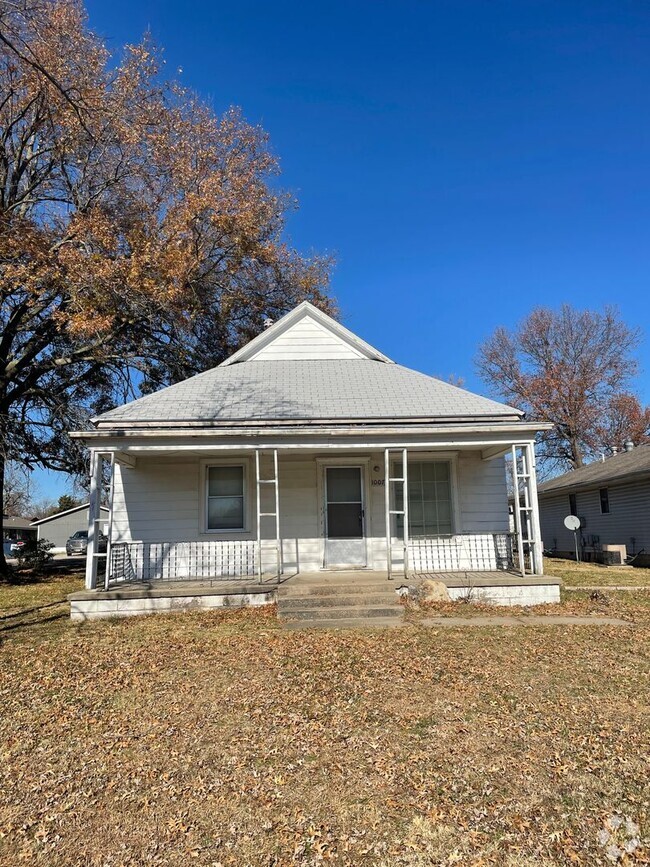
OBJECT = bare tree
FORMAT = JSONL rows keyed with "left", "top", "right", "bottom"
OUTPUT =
{"left": 2, "top": 461, "right": 33, "bottom": 515}
{"left": 597, "top": 394, "right": 650, "bottom": 455}
{"left": 477, "top": 305, "right": 646, "bottom": 472}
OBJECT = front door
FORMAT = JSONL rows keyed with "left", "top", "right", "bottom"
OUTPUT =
{"left": 323, "top": 466, "right": 367, "bottom": 567}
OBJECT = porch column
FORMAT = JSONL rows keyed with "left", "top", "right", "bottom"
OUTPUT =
{"left": 255, "top": 449, "right": 281, "bottom": 582}
{"left": 510, "top": 446, "right": 526, "bottom": 577}
{"left": 525, "top": 441, "right": 544, "bottom": 576}
{"left": 384, "top": 448, "right": 408, "bottom": 579}
{"left": 85, "top": 450, "right": 103, "bottom": 590}
{"left": 103, "top": 453, "right": 116, "bottom": 590}
{"left": 511, "top": 442, "right": 544, "bottom": 577}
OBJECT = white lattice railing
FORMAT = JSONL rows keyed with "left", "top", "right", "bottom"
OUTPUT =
{"left": 407, "top": 533, "right": 521, "bottom": 573}
{"left": 109, "top": 540, "right": 257, "bottom": 584}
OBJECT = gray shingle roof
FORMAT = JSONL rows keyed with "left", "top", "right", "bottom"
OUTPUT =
{"left": 94, "top": 360, "right": 522, "bottom": 426}
{"left": 537, "top": 444, "right": 650, "bottom": 495}
{"left": 2, "top": 516, "right": 34, "bottom": 530}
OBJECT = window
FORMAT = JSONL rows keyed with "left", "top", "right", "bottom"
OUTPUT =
{"left": 394, "top": 460, "right": 453, "bottom": 536}
{"left": 599, "top": 488, "right": 610, "bottom": 514}
{"left": 569, "top": 493, "right": 577, "bottom": 516}
{"left": 206, "top": 465, "right": 246, "bottom": 530}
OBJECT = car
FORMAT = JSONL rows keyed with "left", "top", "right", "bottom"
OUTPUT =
{"left": 9, "top": 538, "right": 35, "bottom": 555}
{"left": 66, "top": 530, "right": 108, "bottom": 556}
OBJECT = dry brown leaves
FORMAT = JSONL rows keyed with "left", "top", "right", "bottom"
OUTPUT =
{"left": 0, "top": 597, "right": 648, "bottom": 866}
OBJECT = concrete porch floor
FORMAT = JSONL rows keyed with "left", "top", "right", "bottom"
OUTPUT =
{"left": 68, "top": 569, "right": 563, "bottom": 620}
{"left": 284, "top": 569, "right": 562, "bottom": 588}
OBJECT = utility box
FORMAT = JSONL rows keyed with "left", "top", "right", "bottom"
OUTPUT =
{"left": 602, "top": 544, "right": 627, "bottom": 565}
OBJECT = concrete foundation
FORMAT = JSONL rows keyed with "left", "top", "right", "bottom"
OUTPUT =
{"left": 433, "top": 572, "right": 562, "bottom": 606}
{"left": 447, "top": 583, "right": 560, "bottom": 606}
{"left": 68, "top": 571, "right": 563, "bottom": 620}
{"left": 68, "top": 582, "right": 275, "bottom": 621}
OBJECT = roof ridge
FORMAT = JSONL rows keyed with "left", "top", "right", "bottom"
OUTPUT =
{"left": 538, "top": 443, "right": 650, "bottom": 493}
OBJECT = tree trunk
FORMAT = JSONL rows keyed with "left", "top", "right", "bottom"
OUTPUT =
{"left": 0, "top": 450, "right": 8, "bottom": 578}
{"left": 569, "top": 436, "right": 584, "bottom": 469}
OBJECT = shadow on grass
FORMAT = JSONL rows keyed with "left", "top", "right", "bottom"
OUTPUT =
{"left": 2, "top": 560, "right": 85, "bottom": 587}
{"left": 0, "top": 609, "right": 67, "bottom": 635}
{"left": 0, "top": 599, "right": 68, "bottom": 622}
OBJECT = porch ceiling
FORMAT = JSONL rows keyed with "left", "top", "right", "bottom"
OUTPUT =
{"left": 95, "top": 443, "right": 517, "bottom": 461}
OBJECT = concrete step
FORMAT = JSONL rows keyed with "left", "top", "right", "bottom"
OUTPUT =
{"left": 278, "top": 593, "right": 398, "bottom": 611}
{"left": 283, "top": 616, "right": 403, "bottom": 630}
{"left": 280, "top": 582, "right": 397, "bottom": 598}
{"left": 280, "top": 605, "right": 402, "bottom": 621}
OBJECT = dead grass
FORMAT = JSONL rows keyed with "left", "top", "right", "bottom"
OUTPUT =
{"left": 545, "top": 556, "right": 650, "bottom": 588}
{"left": 0, "top": 575, "right": 648, "bottom": 866}
{"left": 406, "top": 588, "right": 650, "bottom": 622}
{"left": 0, "top": 572, "right": 83, "bottom": 614}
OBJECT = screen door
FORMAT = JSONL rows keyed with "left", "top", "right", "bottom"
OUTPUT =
{"left": 324, "top": 466, "right": 366, "bottom": 567}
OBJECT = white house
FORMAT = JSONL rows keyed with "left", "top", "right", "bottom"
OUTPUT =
{"left": 69, "top": 302, "right": 556, "bottom": 620}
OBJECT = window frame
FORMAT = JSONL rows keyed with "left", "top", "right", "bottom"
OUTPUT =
{"left": 204, "top": 461, "right": 248, "bottom": 533}
{"left": 599, "top": 487, "right": 610, "bottom": 515}
{"left": 392, "top": 458, "right": 456, "bottom": 538}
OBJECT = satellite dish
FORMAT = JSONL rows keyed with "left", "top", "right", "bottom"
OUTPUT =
{"left": 564, "top": 515, "right": 581, "bottom": 531}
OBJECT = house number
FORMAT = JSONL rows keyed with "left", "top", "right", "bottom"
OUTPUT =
{"left": 371, "top": 478, "right": 385, "bottom": 486}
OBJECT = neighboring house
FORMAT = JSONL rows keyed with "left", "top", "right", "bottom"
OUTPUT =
{"left": 538, "top": 443, "right": 650, "bottom": 564}
{"left": 2, "top": 515, "right": 37, "bottom": 557}
{"left": 70, "top": 302, "right": 555, "bottom": 617}
{"left": 2, "top": 515, "right": 37, "bottom": 542}
{"left": 31, "top": 504, "right": 110, "bottom": 553}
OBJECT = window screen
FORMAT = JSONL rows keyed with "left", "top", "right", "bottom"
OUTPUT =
{"left": 599, "top": 488, "right": 610, "bottom": 514}
{"left": 207, "top": 465, "right": 245, "bottom": 530}
{"left": 394, "top": 461, "right": 453, "bottom": 536}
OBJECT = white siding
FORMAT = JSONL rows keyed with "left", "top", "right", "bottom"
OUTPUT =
{"left": 112, "top": 450, "right": 510, "bottom": 575}
{"left": 113, "top": 459, "right": 203, "bottom": 543}
{"left": 247, "top": 316, "right": 367, "bottom": 361}
{"left": 278, "top": 456, "right": 321, "bottom": 571}
{"left": 457, "top": 453, "right": 509, "bottom": 533}
{"left": 540, "top": 481, "right": 650, "bottom": 556}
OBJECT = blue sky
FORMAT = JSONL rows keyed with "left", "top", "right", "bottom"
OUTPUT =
{"left": 36, "top": 0, "right": 650, "bottom": 499}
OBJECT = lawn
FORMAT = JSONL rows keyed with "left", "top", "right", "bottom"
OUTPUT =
{"left": 0, "top": 574, "right": 648, "bottom": 866}
{"left": 545, "top": 556, "right": 650, "bottom": 588}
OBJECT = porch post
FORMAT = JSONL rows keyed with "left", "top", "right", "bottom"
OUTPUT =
{"left": 85, "top": 450, "right": 103, "bottom": 590}
{"left": 525, "top": 441, "right": 544, "bottom": 576}
{"left": 255, "top": 450, "right": 262, "bottom": 582}
{"left": 273, "top": 448, "right": 281, "bottom": 583}
{"left": 103, "top": 454, "right": 116, "bottom": 590}
{"left": 510, "top": 445, "right": 526, "bottom": 577}
{"left": 402, "top": 448, "right": 409, "bottom": 575}
{"left": 384, "top": 448, "right": 391, "bottom": 579}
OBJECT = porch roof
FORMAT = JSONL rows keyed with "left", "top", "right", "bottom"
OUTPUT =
{"left": 71, "top": 421, "right": 550, "bottom": 460}
{"left": 91, "top": 359, "right": 523, "bottom": 429}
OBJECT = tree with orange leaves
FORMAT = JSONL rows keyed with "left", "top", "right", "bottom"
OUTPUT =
{"left": 477, "top": 305, "right": 649, "bottom": 475}
{"left": 0, "top": 0, "right": 332, "bottom": 573}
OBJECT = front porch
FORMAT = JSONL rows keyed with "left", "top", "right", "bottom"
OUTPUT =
{"left": 82, "top": 440, "right": 545, "bottom": 595}
{"left": 103, "top": 531, "right": 527, "bottom": 587}
{"left": 68, "top": 567, "right": 562, "bottom": 621}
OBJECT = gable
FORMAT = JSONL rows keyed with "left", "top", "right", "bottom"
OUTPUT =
{"left": 248, "top": 314, "right": 367, "bottom": 361}
{"left": 220, "top": 301, "right": 393, "bottom": 365}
